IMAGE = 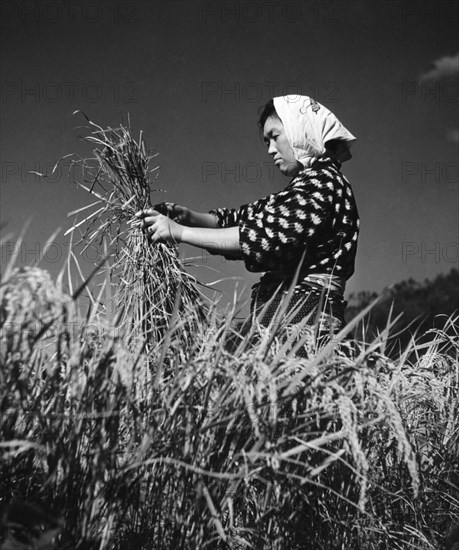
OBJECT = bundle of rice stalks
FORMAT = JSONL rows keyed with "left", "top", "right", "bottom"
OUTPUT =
{"left": 65, "top": 112, "right": 208, "bottom": 362}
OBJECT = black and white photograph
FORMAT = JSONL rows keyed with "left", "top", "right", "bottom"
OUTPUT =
{"left": 1, "top": 1, "right": 458, "bottom": 548}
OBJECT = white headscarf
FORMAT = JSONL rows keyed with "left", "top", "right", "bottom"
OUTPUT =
{"left": 273, "top": 95, "right": 356, "bottom": 169}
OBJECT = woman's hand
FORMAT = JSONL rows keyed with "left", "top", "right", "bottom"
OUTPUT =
{"left": 153, "top": 202, "right": 219, "bottom": 229}
{"left": 135, "top": 211, "right": 241, "bottom": 256}
{"left": 153, "top": 202, "right": 190, "bottom": 225}
{"left": 135, "top": 208, "right": 184, "bottom": 245}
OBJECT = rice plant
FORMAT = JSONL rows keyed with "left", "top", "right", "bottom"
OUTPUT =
{"left": 0, "top": 119, "right": 458, "bottom": 549}
{"left": 65, "top": 112, "right": 209, "bottom": 361}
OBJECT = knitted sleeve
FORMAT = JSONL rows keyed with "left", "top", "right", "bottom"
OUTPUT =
{"left": 239, "top": 175, "right": 335, "bottom": 272}
{"left": 208, "top": 205, "right": 248, "bottom": 228}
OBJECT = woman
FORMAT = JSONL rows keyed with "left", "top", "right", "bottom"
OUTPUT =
{"left": 136, "top": 95, "right": 359, "bottom": 356}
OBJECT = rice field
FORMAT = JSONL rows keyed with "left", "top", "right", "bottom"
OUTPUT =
{"left": 0, "top": 119, "right": 458, "bottom": 549}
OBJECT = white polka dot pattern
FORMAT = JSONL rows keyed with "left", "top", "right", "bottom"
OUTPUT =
{"left": 209, "top": 157, "right": 359, "bottom": 284}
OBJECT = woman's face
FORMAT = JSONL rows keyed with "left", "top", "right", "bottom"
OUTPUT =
{"left": 263, "top": 115, "right": 302, "bottom": 177}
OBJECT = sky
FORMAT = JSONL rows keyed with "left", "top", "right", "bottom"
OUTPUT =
{"left": 1, "top": 0, "right": 458, "bottom": 314}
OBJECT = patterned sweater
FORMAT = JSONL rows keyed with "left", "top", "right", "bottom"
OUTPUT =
{"left": 209, "top": 157, "right": 359, "bottom": 296}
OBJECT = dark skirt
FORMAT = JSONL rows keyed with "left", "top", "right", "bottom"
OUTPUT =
{"left": 248, "top": 284, "right": 347, "bottom": 358}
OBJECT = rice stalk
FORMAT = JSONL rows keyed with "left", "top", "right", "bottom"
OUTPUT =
{"left": 65, "top": 112, "right": 208, "bottom": 364}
